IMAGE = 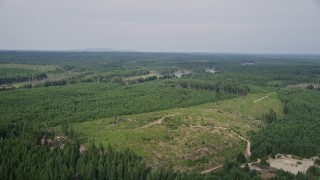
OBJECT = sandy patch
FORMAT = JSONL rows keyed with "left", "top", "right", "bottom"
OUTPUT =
{"left": 268, "top": 154, "right": 316, "bottom": 174}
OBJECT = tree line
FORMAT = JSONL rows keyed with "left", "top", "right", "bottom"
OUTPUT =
{"left": 251, "top": 88, "right": 320, "bottom": 159}
{"left": 165, "top": 80, "right": 250, "bottom": 96}
{"left": 0, "top": 73, "right": 47, "bottom": 84}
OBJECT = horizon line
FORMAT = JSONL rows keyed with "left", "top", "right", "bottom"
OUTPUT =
{"left": 0, "top": 49, "right": 319, "bottom": 56}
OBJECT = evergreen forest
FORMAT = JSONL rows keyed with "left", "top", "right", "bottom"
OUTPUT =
{"left": 1, "top": 51, "right": 320, "bottom": 179}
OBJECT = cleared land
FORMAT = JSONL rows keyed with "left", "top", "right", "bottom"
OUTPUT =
{"left": 0, "top": 63, "right": 73, "bottom": 89}
{"left": 268, "top": 154, "right": 317, "bottom": 174}
{"left": 72, "top": 92, "right": 283, "bottom": 172}
{"left": 254, "top": 95, "right": 269, "bottom": 103}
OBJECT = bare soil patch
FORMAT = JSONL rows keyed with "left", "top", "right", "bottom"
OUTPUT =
{"left": 268, "top": 154, "right": 317, "bottom": 174}
{"left": 140, "top": 114, "right": 180, "bottom": 128}
{"left": 254, "top": 95, "right": 269, "bottom": 103}
{"left": 201, "top": 165, "right": 223, "bottom": 174}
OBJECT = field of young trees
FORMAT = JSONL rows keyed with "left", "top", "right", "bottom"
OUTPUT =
{"left": 1, "top": 51, "right": 320, "bottom": 179}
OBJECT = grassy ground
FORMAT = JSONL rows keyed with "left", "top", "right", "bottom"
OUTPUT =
{"left": 202, "top": 92, "right": 284, "bottom": 120}
{"left": 71, "top": 91, "right": 283, "bottom": 172}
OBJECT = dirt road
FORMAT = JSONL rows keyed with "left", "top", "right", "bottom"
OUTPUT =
{"left": 193, "top": 125, "right": 252, "bottom": 174}
{"left": 254, "top": 95, "right": 268, "bottom": 103}
{"left": 141, "top": 114, "right": 180, "bottom": 128}
{"left": 190, "top": 126, "right": 251, "bottom": 157}
{"left": 229, "top": 129, "right": 251, "bottom": 157}
{"left": 201, "top": 165, "right": 223, "bottom": 174}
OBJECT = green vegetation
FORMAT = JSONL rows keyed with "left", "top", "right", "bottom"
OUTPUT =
{"left": 0, "top": 81, "right": 231, "bottom": 128}
{"left": 251, "top": 88, "right": 320, "bottom": 159}
{"left": 69, "top": 91, "right": 283, "bottom": 172}
{"left": 1, "top": 51, "right": 320, "bottom": 179}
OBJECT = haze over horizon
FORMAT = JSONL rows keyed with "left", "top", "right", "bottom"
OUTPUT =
{"left": 0, "top": 0, "right": 320, "bottom": 54}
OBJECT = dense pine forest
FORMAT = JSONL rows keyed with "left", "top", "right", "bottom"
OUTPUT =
{"left": 1, "top": 51, "right": 320, "bottom": 179}
{"left": 251, "top": 89, "right": 320, "bottom": 158}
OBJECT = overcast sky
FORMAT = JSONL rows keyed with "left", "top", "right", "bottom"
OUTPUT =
{"left": 0, "top": 0, "right": 319, "bottom": 54}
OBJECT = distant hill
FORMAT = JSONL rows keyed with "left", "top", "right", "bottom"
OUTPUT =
{"left": 71, "top": 48, "right": 135, "bottom": 52}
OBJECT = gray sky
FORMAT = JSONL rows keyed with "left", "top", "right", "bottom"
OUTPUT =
{"left": 0, "top": 0, "right": 320, "bottom": 54}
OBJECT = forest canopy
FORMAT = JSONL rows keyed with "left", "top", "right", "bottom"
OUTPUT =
{"left": 1, "top": 51, "right": 320, "bottom": 179}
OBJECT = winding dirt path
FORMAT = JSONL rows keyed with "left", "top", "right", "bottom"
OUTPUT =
{"left": 93, "top": 114, "right": 251, "bottom": 174}
{"left": 229, "top": 130, "right": 251, "bottom": 157}
{"left": 254, "top": 95, "right": 269, "bottom": 103}
{"left": 193, "top": 125, "right": 251, "bottom": 174}
{"left": 95, "top": 114, "right": 180, "bottom": 134}
{"left": 140, "top": 114, "right": 180, "bottom": 128}
{"left": 201, "top": 165, "right": 223, "bottom": 174}
{"left": 191, "top": 126, "right": 251, "bottom": 157}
